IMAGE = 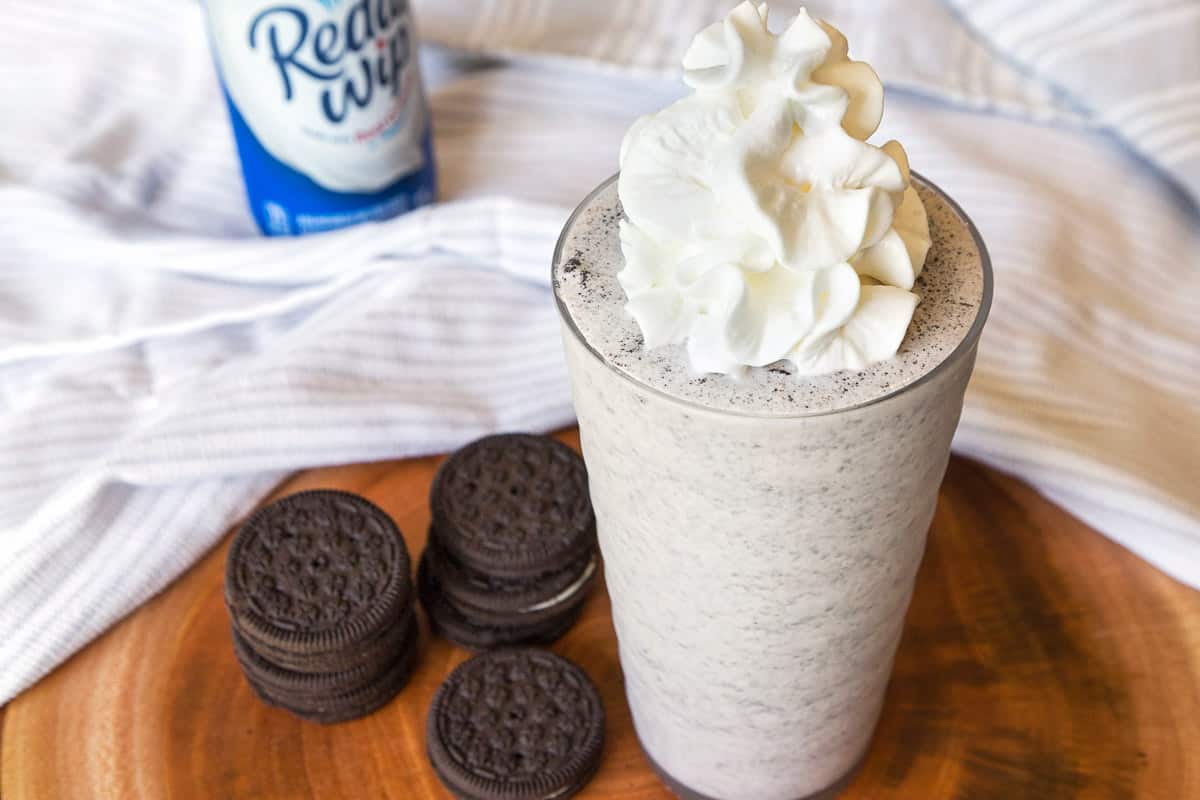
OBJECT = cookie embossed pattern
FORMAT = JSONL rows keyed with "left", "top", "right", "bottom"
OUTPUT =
{"left": 226, "top": 490, "right": 411, "bottom": 651}
{"left": 431, "top": 434, "right": 597, "bottom": 577}
{"left": 427, "top": 649, "right": 606, "bottom": 800}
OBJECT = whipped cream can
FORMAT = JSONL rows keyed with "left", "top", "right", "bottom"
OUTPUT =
{"left": 205, "top": 0, "right": 436, "bottom": 235}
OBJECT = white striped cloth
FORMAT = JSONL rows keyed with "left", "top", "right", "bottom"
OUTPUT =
{"left": 0, "top": 0, "right": 1197, "bottom": 703}
{"left": 948, "top": 0, "right": 1200, "bottom": 200}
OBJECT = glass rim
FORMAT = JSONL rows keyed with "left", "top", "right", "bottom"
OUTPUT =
{"left": 552, "top": 171, "right": 994, "bottom": 420}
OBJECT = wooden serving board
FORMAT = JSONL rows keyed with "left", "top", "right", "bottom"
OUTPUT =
{"left": 3, "top": 430, "right": 1199, "bottom": 799}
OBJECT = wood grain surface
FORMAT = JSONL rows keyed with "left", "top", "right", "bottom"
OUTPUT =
{"left": 3, "top": 429, "right": 1198, "bottom": 799}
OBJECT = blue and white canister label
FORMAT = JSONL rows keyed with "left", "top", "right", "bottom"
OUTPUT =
{"left": 206, "top": 0, "right": 436, "bottom": 235}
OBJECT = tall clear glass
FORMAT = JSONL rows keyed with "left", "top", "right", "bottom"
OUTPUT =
{"left": 554, "top": 175, "right": 992, "bottom": 800}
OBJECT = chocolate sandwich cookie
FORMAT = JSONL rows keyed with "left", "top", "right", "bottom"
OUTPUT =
{"left": 430, "top": 434, "right": 596, "bottom": 580}
{"left": 424, "top": 537, "right": 598, "bottom": 627}
{"left": 225, "top": 489, "right": 412, "bottom": 659}
{"left": 232, "top": 611, "right": 418, "bottom": 699}
{"left": 247, "top": 642, "right": 420, "bottom": 725}
{"left": 418, "top": 553, "right": 586, "bottom": 652}
{"left": 427, "top": 649, "right": 605, "bottom": 800}
{"left": 244, "top": 602, "right": 414, "bottom": 674}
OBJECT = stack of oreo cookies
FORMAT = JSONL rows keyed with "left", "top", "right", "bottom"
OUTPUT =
{"left": 224, "top": 490, "right": 418, "bottom": 724}
{"left": 419, "top": 434, "right": 598, "bottom": 651}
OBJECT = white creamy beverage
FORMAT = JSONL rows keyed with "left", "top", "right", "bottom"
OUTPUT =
{"left": 553, "top": 5, "right": 991, "bottom": 799}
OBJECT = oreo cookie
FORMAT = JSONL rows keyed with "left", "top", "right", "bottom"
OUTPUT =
{"left": 232, "top": 612, "right": 417, "bottom": 699}
{"left": 430, "top": 434, "right": 596, "bottom": 579}
{"left": 425, "top": 538, "right": 597, "bottom": 626}
{"left": 243, "top": 603, "right": 414, "bottom": 674}
{"left": 421, "top": 434, "right": 599, "bottom": 650}
{"left": 418, "top": 553, "right": 587, "bottom": 652}
{"left": 427, "top": 649, "right": 605, "bottom": 800}
{"left": 225, "top": 489, "right": 412, "bottom": 660}
{"left": 224, "top": 489, "right": 419, "bottom": 723}
{"left": 246, "top": 643, "right": 420, "bottom": 725}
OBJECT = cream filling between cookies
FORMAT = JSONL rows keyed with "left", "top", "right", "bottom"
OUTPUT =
{"left": 518, "top": 557, "right": 598, "bottom": 614}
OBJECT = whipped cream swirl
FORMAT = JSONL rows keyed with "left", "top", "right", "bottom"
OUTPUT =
{"left": 618, "top": 2, "right": 931, "bottom": 376}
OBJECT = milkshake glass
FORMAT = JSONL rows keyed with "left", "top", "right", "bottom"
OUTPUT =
{"left": 553, "top": 174, "right": 991, "bottom": 800}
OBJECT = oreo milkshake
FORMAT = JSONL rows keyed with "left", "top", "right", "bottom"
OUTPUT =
{"left": 553, "top": 5, "right": 991, "bottom": 799}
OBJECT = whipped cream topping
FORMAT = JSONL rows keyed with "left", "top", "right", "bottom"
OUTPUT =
{"left": 617, "top": 2, "right": 931, "bottom": 376}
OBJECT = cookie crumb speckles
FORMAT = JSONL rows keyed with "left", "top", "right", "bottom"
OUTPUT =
{"left": 553, "top": 177, "right": 986, "bottom": 415}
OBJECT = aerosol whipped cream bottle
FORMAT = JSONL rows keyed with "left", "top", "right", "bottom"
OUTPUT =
{"left": 205, "top": 0, "right": 436, "bottom": 235}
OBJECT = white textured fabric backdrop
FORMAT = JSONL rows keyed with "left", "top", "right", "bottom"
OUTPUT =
{"left": 0, "top": 0, "right": 1197, "bottom": 703}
